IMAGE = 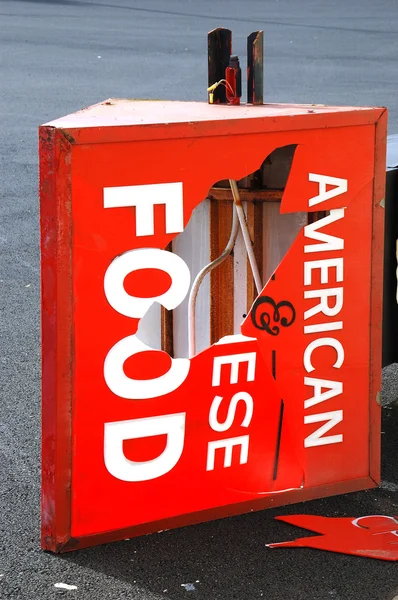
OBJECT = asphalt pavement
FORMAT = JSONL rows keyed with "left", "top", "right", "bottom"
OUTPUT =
{"left": 0, "top": 1, "right": 398, "bottom": 599}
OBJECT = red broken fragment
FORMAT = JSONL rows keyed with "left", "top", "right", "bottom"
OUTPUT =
{"left": 268, "top": 514, "right": 398, "bottom": 561}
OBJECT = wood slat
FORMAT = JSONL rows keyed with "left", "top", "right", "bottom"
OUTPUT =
{"left": 161, "top": 242, "right": 174, "bottom": 356}
{"left": 307, "top": 211, "right": 327, "bottom": 224}
{"left": 246, "top": 201, "right": 264, "bottom": 309}
{"left": 210, "top": 199, "right": 234, "bottom": 344}
{"left": 247, "top": 31, "right": 264, "bottom": 105}
{"left": 208, "top": 187, "right": 283, "bottom": 202}
{"left": 208, "top": 28, "right": 232, "bottom": 104}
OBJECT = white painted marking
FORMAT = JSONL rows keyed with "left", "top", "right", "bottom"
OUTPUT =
{"left": 181, "top": 583, "right": 196, "bottom": 591}
{"left": 54, "top": 583, "right": 77, "bottom": 590}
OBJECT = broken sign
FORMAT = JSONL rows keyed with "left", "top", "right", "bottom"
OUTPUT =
{"left": 268, "top": 514, "right": 398, "bottom": 561}
{"left": 40, "top": 99, "right": 386, "bottom": 551}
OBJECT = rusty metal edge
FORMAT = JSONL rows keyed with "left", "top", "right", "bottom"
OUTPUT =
{"left": 369, "top": 107, "right": 388, "bottom": 485}
{"left": 247, "top": 31, "right": 264, "bottom": 105}
{"left": 40, "top": 126, "right": 74, "bottom": 551}
{"left": 54, "top": 476, "right": 376, "bottom": 553}
{"left": 51, "top": 108, "right": 385, "bottom": 146}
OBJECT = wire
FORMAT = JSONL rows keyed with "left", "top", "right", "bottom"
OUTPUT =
{"left": 207, "top": 79, "right": 235, "bottom": 103}
{"left": 229, "top": 180, "right": 263, "bottom": 295}
{"left": 188, "top": 202, "right": 239, "bottom": 358}
{"left": 188, "top": 181, "right": 263, "bottom": 358}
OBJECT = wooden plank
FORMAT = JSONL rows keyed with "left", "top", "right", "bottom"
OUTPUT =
{"left": 161, "top": 242, "right": 174, "bottom": 357}
{"left": 247, "top": 31, "right": 264, "bottom": 105}
{"left": 208, "top": 28, "right": 232, "bottom": 104}
{"left": 307, "top": 210, "right": 327, "bottom": 224}
{"left": 246, "top": 201, "right": 264, "bottom": 309}
{"left": 208, "top": 187, "right": 283, "bottom": 202}
{"left": 210, "top": 199, "right": 234, "bottom": 344}
{"left": 233, "top": 203, "right": 248, "bottom": 333}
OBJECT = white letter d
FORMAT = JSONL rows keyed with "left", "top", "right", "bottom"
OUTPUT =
{"left": 104, "top": 413, "right": 185, "bottom": 481}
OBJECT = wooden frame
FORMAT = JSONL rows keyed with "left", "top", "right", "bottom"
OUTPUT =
{"left": 161, "top": 190, "right": 329, "bottom": 357}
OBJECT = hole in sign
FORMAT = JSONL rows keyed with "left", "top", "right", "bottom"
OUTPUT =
{"left": 137, "top": 144, "right": 307, "bottom": 359}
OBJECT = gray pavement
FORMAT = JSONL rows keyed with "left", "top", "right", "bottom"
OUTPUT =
{"left": 0, "top": 1, "right": 398, "bottom": 598}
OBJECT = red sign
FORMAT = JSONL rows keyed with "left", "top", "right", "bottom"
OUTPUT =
{"left": 40, "top": 100, "right": 386, "bottom": 551}
{"left": 268, "top": 514, "right": 398, "bottom": 561}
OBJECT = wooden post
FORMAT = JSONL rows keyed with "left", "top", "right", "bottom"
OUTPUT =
{"left": 208, "top": 28, "right": 232, "bottom": 104}
{"left": 247, "top": 31, "right": 264, "bottom": 105}
{"left": 161, "top": 242, "right": 174, "bottom": 356}
{"left": 210, "top": 199, "right": 234, "bottom": 343}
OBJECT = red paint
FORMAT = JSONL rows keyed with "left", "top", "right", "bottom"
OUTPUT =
{"left": 268, "top": 514, "right": 398, "bottom": 561}
{"left": 241, "top": 183, "right": 375, "bottom": 485}
{"left": 39, "top": 100, "right": 386, "bottom": 552}
{"left": 124, "top": 351, "right": 172, "bottom": 380}
{"left": 124, "top": 269, "right": 172, "bottom": 298}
